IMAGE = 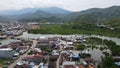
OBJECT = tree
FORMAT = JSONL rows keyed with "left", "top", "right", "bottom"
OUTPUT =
{"left": 76, "top": 44, "right": 85, "bottom": 50}
{"left": 102, "top": 56, "right": 118, "bottom": 68}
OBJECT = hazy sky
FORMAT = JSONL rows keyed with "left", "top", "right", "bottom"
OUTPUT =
{"left": 0, "top": 0, "right": 120, "bottom": 11}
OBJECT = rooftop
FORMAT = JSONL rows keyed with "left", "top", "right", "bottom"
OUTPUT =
{"left": 63, "top": 61, "right": 76, "bottom": 66}
{"left": 0, "top": 48, "right": 12, "bottom": 51}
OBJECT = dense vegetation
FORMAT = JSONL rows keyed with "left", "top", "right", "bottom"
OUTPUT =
{"left": 28, "top": 22, "right": 120, "bottom": 38}
{"left": 98, "top": 40, "right": 120, "bottom": 68}
{"left": 86, "top": 37, "right": 102, "bottom": 45}
{"left": 76, "top": 44, "right": 85, "bottom": 50}
{"left": 100, "top": 56, "right": 118, "bottom": 68}
{"left": 19, "top": 16, "right": 64, "bottom": 23}
{"left": 103, "top": 40, "right": 120, "bottom": 56}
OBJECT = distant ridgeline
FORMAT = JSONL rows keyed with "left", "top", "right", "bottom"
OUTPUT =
{"left": 0, "top": 6, "right": 120, "bottom": 25}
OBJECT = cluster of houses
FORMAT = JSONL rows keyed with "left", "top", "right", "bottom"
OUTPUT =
{"left": 0, "top": 22, "right": 27, "bottom": 40}
{"left": 15, "top": 54, "right": 45, "bottom": 68}
{"left": 13, "top": 36, "right": 96, "bottom": 68}
{"left": 27, "top": 22, "right": 40, "bottom": 29}
{"left": 0, "top": 39, "right": 33, "bottom": 60}
{"left": 96, "top": 22, "right": 115, "bottom": 30}
{"left": 49, "top": 37, "right": 95, "bottom": 68}
{"left": 0, "top": 35, "right": 97, "bottom": 68}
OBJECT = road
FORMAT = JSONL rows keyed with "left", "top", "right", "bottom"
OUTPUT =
{"left": 56, "top": 54, "right": 61, "bottom": 68}
{"left": 56, "top": 40, "right": 64, "bottom": 68}
{"left": 8, "top": 40, "right": 37, "bottom": 68}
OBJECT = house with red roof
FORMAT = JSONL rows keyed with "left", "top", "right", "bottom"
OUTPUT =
{"left": 23, "top": 54, "right": 43, "bottom": 64}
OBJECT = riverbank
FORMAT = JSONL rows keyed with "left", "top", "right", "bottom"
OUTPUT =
{"left": 18, "top": 32, "right": 120, "bottom": 45}
{"left": 0, "top": 38, "right": 20, "bottom": 45}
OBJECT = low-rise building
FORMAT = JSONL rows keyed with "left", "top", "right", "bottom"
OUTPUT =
{"left": 23, "top": 54, "right": 43, "bottom": 64}
{"left": 62, "top": 61, "right": 77, "bottom": 68}
{"left": 0, "top": 48, "right": 14, "bottom": 58}
{"left": 17, "top": 46, "right": 29, "bottom": 55}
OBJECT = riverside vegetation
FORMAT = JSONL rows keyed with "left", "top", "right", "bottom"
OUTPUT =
{"left": 28, "top": 22, "right": 120, "bottom": 38}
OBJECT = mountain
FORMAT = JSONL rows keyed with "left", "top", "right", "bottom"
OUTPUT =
{"left": 0, "top": 7, "right": 71, "bottom": 21}
{"left": 0, "top": 7, "right": 71, "bottom": 15}
{"left": 18, "top": 10, "right": 65, "bottom": 23}
{"left": 66, "top": 6, "right": 120, "bottom": 23}
{"left": 19, "top": 7, "right": 71, "bottom": 18}
{"left": 18, "top": 10, "right": 53, "bottom": 19}
{"left": 0, "top": 6, "right": 120, "bottom": 23}
{"left": 40, "top": 7, "right": 71, "bottom": 14}
{"left": 0, "top": 8, "right": 39, "bottom": 15}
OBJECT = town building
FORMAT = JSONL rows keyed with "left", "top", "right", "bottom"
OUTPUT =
{"left": 0, "top": 48, "right": 14, "bottom": 58}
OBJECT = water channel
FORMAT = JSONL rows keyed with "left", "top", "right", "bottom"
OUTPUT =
{"left": 1, "top": 31, "right": 120, "bottom": 46}
{"left": 18, "top": 32, "right": 120, "bottom": 45}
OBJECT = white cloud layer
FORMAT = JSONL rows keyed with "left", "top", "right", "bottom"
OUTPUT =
{"left": 0, "top": 0, "right": 120, "bottom": 11}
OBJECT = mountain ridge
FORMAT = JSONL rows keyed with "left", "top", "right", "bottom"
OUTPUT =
{"left": 0, "top": 6, "right": 120, "bottom": 23}
{"left": 0, "top": 7, "right": 72, "bottom": 15}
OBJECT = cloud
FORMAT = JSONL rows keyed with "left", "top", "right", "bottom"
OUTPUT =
{"left": 0, "top": 0, "right": 120, "bottom": 11}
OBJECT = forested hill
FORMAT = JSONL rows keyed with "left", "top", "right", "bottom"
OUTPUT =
{"left": 68, "top": 6, "right": 120, "bottom": 24}
{"left": 1, "top": 6, "right": 120, "bottom": 24}
{"left": 18, "top": 6, "right": 120, "bottom": 23}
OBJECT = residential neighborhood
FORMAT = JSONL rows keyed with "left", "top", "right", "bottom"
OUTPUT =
{"left": 0, "top": 21, "right": 120, "bottom": 68}
{"left": 0, "top": 35, "right": 97, "bottom": 68}
{"left": 0, "top": 24, "right": 96, "bottom": 68}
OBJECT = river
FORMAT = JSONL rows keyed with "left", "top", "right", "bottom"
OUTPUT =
{"left": 18, "top": 32, "right": 120, "bottom": 45}
{"left": 0, "top": 38, "right": 20, "bottom": 45}
{"left": 1, "top": 31, "right": 120, "bottom": 45}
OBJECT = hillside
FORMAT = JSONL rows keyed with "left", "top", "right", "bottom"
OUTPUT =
{"left": 68, "top": 6, "right": 120, "bottom": 23}
{"left": 0, "top": 7, "right": 71, "bottom": 22}
{"left": 19, "top": 6, "right": 120, "bottom": 23}
{"left": 0, "top": 6, "right": 120, "bottom": 23}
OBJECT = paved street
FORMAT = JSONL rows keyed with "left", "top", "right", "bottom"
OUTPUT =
{"left": 56, "top": 54, "right": 61, "bottom": 68}
{"left": 56, "top": 40, "right": 63, "bottom": 68}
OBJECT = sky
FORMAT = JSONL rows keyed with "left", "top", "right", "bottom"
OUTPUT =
{"left": 0, "top": 0, "right": 120, "bottom": 11}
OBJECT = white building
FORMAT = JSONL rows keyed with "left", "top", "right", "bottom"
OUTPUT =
{"left": 62, "top": 61, "right": 78, "bottom": 68}
{"left": 0, "top": 48, "right": 14, "bottom": 58}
